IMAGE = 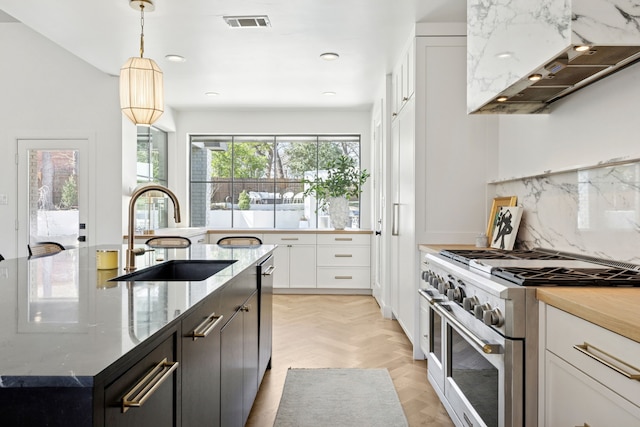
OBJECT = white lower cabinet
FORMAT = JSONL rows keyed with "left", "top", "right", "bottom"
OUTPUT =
{"left": 262, "top": 234, "right": 316, "bottom": 289}
{"left": 316, "top": 234, "right": 370, "bottom": 289}
{"left": 540, "top": 303, "right": 640, "bottom": 426}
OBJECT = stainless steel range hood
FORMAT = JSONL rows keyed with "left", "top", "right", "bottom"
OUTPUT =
{"left": 476, "top": 45, "right": 640, "bottom": 114}
{"left": 467, "top": 0, "right": 640, "bottom": 114}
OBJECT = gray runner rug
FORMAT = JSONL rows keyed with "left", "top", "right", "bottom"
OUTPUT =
{"left": 273, "top": 368, "right": 409, "bottom": 427}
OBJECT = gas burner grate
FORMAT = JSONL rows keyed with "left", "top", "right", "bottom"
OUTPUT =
{"left": 439, "top": 249, "right": 573, "bottom": 265}
{"left": 492, "top": 266, "right": 640, "bottom": 286}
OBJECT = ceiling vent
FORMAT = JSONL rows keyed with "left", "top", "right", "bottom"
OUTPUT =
{"left": 223, "top": 15, "right": 271, "bottom": 28}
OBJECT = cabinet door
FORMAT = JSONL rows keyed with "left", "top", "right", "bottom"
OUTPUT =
{"left": 220, "top": 311, "right": 244, "bottom": 427}
{"left": 104, "top": 334, "right": 178, "bottom": 427}
{"left": 289, "top": 245, "right": 316, "bottom": 288}
{"left": 545, "top": 352, "right": 640, "bottom": 427}
{"left": 182, "top": 301, "right": 223, "bottom": 427}
{"left": 419, "top": 293, "right": 429, "bottom": 357}
{"left": 270, "top": 244, "right": 290, "bottom": 288}
{"left": 258, "top": 255, "right": 274, "bottom": 383}
{"left": 242, "top": 291, "right": 259, "bottom": 425}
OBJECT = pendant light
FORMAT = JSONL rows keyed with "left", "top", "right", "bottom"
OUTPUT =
{"left": 120, "top": 0, "right": 164, "bottom": 125}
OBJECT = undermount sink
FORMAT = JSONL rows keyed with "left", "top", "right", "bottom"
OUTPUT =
{"left": 110, "top": 260, "right": 237, "bottom": 282}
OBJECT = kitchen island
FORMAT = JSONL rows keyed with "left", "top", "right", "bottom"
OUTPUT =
{"left": 0, "top": 243, "right": 275, "bottom": 427}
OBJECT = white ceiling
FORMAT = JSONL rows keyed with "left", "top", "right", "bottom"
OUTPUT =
{"left": 0, "top": 0, "right": 465, "bottom": 111}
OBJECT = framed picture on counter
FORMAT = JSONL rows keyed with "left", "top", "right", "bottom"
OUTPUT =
{"left": 486, "top": 196, "right": 517, "bottom": 245}
{"left": 490, "top": 205, "right": 523, "bottom": 250}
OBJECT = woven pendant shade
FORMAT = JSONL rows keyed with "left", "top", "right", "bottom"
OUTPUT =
{"left": 120, "top": 56, "right": 164, "bottom": 125}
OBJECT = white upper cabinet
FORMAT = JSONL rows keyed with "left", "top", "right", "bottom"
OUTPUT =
{"left": 391, "top": 39, "right": 415, "bottom": 119}
{"left": 467, "top": 0, "right": 640, "bottom": 114}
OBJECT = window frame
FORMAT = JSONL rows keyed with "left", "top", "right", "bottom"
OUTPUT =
{"left": 189, "top": 134, "right": 363, "bottom": 230}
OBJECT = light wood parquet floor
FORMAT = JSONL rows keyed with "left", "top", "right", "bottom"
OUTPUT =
{"left": 246, "top": 294, "right": 454, "bottom": 427}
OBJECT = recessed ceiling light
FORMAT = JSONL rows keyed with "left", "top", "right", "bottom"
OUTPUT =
{"left": 496, "top": 96, "right": 508, "bottom": 102}
{"left": 205, "top": 92, "right": 220, "bottom": 97}
{"left": 165, "top": 54, "right": 186, "bottom": 63}
{"left": 320, "top": 52, "right": 340, "bottom": 61}
{"left": 574, "top": 45, "right": 590, "bottom": 52}
{"left": 322, "top": 91, "right": 336, "bottom": 96}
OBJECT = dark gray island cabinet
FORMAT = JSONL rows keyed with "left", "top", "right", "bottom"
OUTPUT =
{"left": 0, "top": 245, "right": 274, "bottom": 427}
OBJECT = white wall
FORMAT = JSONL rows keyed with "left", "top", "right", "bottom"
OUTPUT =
{"left": 496, "top": 61, "right": 640, "bottom": 180}
{"left": 173, "top": 109, "right": 373, "bottom": 228}
{"left": 0, "top": 23, "right": 124, "bottom": 258}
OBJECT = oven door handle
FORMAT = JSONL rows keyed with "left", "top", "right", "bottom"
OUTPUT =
{"left": 431, "top": 301, "right": 503, "bottom": 355}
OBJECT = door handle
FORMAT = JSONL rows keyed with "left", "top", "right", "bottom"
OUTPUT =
{"left": 392, "top": 203, "right": 399, "bottom": 236}
{"left": 375, "top": 230, "right": 381, "bottom": 236}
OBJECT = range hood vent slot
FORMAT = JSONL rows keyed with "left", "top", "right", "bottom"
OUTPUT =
{"left": 476, "top": 45, "right": 640, "bottom": 114}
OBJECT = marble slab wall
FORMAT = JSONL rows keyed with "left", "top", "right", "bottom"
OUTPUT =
{"left": 495, "top": 161, "right": 640, "bottom": 264}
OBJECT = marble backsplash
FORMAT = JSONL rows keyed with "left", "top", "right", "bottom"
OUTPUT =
{"left": 495, "top": 161, "right": 640, "bottom": 264}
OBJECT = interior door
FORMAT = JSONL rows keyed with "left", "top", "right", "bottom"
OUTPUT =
{"left": 17, "top": 139, "right": 90, "bottom": 255}
{"left": 390, "top": 118, "right": 400, "bottom": 317}
{"left": 372, "top": 116, "right": 384, "bottom": 301}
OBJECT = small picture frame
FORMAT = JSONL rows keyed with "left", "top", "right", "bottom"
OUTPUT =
{"left": 490, "top": 205, "right": 523, "bottom": 250}
{"left": 486, "top": 196, "right": 518, "bottom": 244}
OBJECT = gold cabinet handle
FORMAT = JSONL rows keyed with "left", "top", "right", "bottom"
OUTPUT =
{"left": 573, "top": 342, "right": 640, "bottom": 380}
{"left": 262, "top": 265, "right": 276, "bottom": 275}
{"left": 334, "top": 237, "right": 352, "bottom": 241}
{"left": 334, "top": 254, "right": 353, "bottom": 258}
{"left": 240, "top": 304, "right": 251, "bottom": 312}
{"left": 188, "top": 313, "right": 223, "bottom": 340}
{"left": 121, "top": 358, "right": 179, "bottom": 413}
{"left": 280, "top": 237, "right": 299, "bottom": 241}
{"left": 334, "top": 276, "right": 352, "bottom": 280}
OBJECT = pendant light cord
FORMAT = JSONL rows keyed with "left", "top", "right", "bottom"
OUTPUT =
{"left": 139, "top": 4, "right": 145, "bottom": 58}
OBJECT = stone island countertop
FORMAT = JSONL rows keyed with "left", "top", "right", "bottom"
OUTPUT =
{"left": 0, "top": 244, "right": 274, "bottom": 383}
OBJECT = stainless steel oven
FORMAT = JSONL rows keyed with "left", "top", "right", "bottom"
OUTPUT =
{"left": 420, "top": 248, "right": 640, "bottom": 427}
{"left": 420, "top": 287, "right": 522, "bottom": 427}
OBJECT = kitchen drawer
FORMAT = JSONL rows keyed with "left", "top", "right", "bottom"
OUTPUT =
{"left": 317, "top": 233, "right": 370, "bottom": 246}
{"left": 316, "top": 246, "right": 370, "bottom": 267}
{"left": 104, "top": 334, "right": 178, "bottom": 427}
{"left": 544, "top": 351, "right": 640, "bottom": 426}
{"left": 316, "top": 267, "right": 370, "bottom": 289}
{"left": 262, "top": 233, "right": 316, "bottom": 245}
{"left": 546, "top": 305, "right": 640, "bottom": 407}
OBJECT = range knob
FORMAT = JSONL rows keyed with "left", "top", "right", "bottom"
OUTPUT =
{"left": 429, "top": 274, "right": 440, "bottom": 289}
{"left": 446, "top": 286, "right": 466, "bottom": 303}
{"left": 474, "top": 303, "right": 491, "bottom": 320}
{"left": 462, "top": 296, "right": 479, "bottom": 311}
{"left": 483, "top": 308, "right": 504, "bottom": 327}
{"left": 421, "top": 271, "right": 429, "bottom": 281}
{"left": 438, "top": 279, "right": 453, "bottom": 295}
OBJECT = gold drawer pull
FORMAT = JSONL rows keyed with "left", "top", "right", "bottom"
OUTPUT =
{"left": 335, "top": 275, "right": 352, "bottom": 280}
{"left": 188, "top": 313, "right": 223, "bottom": 340}
{"left": 334, "top": 254, "right": 353, "bottom": 258}
{"left": 280, "top": 237, "right": 299, "bottom": 241}
{"left": 335, "top": 237, "right": 352, "bottom": 241}
{"left": 262, "top": 265, "right": 276, "bottom": 275}
{"left": 121, "top": 358, "right": 179, "bottom": 413}
{"left": 574, "top": 342, "right": 640, "bottom": 380}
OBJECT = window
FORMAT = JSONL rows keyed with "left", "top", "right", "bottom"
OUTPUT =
{"left": 190, "top": 135, "right": 362, "bottom": 229}
{"left": 135, "top": 126, "right": 168, "bottom": 232}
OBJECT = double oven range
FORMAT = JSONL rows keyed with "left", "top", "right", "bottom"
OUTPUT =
{"left": 419, "top": 248, "right": 640, "bottom": 427}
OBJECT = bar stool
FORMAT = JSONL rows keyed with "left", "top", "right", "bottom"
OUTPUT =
{"left": 27, "top": 241, "right": 65, "bottom": 258}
